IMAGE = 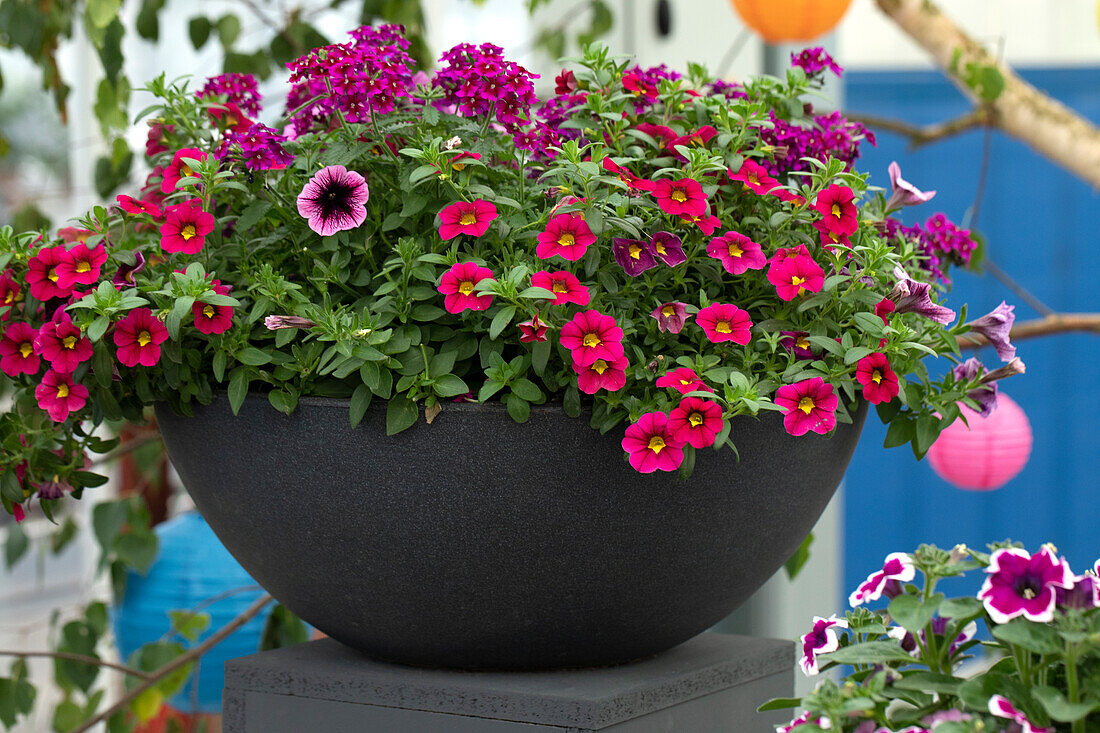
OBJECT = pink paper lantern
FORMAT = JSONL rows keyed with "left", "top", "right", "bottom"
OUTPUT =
{"left": 927, "top": 393, "right": 1032, "bottom": 491}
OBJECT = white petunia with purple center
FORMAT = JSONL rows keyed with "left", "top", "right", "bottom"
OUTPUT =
{"left": 798, "top": 614, "right": 847, "bottom": 676}
{"left": 849, "top": 552, "right": 915, "bottom": 607}
{"left": 296, "top": 164, "right": 369, "bottom": 236}
{"left": 988, "top": 694, "right": 1052, "bottom": 733}
{"left": 978, "top": 546, "right": 1074, "bottom": 624}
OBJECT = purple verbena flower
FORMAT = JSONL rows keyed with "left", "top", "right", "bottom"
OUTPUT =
{"left": 799, "top": 614, "right": 847, "bottom": 675}
{"left": 886, "top": 161, "right": 936, "bottom": 210}
{"left": 989, "top": 695, "right": 1052, "bottom": 733}
{"left": 218, "top": 124, "right": 295, "bottom": 171}
{"left": 978, "top": 546, "right": 1074, "bottom": 624}
{"left": 197, "top": 73, "right": 262, "bottom": 116}
{"left": 432, "top": 42, "right": 538, "bottom": 133}
{"left": 790, "top": 47, "right": 843, "bottom": 77}
{"left": 296, "top": 165, "right": 369, "bottom": 236}
{"left": 849, "top": 552, "right": 915, "bottom": 607}
{"left": 964, "top": 301, "right": 1016, "bottom": 361}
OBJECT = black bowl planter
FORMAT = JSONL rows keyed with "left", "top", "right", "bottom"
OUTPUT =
{"left": 156, "top": 394, "right": 867, "bottom": 670}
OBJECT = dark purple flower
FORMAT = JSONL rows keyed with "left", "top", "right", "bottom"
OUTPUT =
{"left": 978, "top": 546, "right": 1074, "bottom": 624}
{"left": 296, "top": 165, "right": 369, "bottom": 236}
{"left": 218, "top": 124, "right": 294, "bottom": 171}
{"left": 651, "top": 302, "right": 689, "bottom": 334}
{"left": 799, "top": 614, "right": 847, "bottom": 676}
{"left": 1056, "top": 571, "right": 1100, "bottom": 610}
{"left": 113, "top": 251, "right": 147, "bottom": 288}
{"left": 989, "top": 695, "right": 1052, "bottom": 733}
{"left": 889, "top": 617, "right": 977, "bottom": 659}
{"left": 965, "top": 301, "right": 1016, "bottom": 361}
{"left": 952, "top": 357, "right": 999, "bottom": 417}
{"left": 650, "top": 232, "right": 686, "bottom": 266}
{"left": 850, "top": 552, "right": 915, "bottom": 606}
{"left": 779, "top": 331, "right": 816, "bottom": 360}
{"left": 890, "top": 275, "right": 956, "bottom": 325}
{"left": 886, "top": 161, "right": 936, "bottom": 210}
{"left": 612, "top": 238, "right": 658, "bottom": 277}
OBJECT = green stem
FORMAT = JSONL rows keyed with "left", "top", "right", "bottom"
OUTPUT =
{"left": 1066, "top": 644, "right": 1084, "bottom": 733}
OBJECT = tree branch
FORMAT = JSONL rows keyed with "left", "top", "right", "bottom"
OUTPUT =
{"left": 874, "top": 0, "right": 1100, "bottom": 189}
{"left": 845, "top": 108, "right": 995, "bottom": 149}
{"left": 960, "top": 314, "right": 1100, "bottom": 349}
{"left": 0, "top": 651, "right": 151, "bottom": 681}
{"left": 73, "top": 594, "right": 273, "bottom": 733}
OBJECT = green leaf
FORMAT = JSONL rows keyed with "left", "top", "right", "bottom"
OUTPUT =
{"left": 92, "top": 500, "right": 129, "bottom": 552}
{"left": 236, "top": 347, "right": 271, "bottom": 366}
{"left": 883, "top": 418, "right": 914, "bottom": 449}
{"left": 130, "top": 687, "right": 163, "bottom": 723}
{"left": 260, "top": 604, "right": 307, "bottom": 651}
{"left": 531, "top": 340, "right": 551, "bottom": 376}
{"left": 216, "top": 13, "right": 241, "bottom": 48}
{"left": 53, "top": 700, "right": 85, "bottom": 732}
{"left": 386, "top": 396, "right": 418, "bottom": 435}
{"left": 188, "top": 17, "right": 212, "bottom": 49}
{"left": 891, "top": 672, "right": 962, "bottom": 695}
{"left": 783, "top": 532, "right": 813, "bottom": 580}
{"left": 888, "top": 592, "right": 943, "bottom": 634}
{"left": 348, "top": 384, "right": 373, "bottom": 427}
{"left": 938, "top": 596, "right": 984, "bottom": 620}
{"left": 563, "top": 385, "right": 581, "bottom": 418}
{"left": 821, "top": 640, "right": 911, "bottom": 665}
{"left": 756, "top": 697, "right": 802, "bottom": 713}
{"left": 236, "top": 200, "right": 272, "bottom": 231}
{"left": 113, "top": 531, "right": 158, "bottom": 573}
{"left": 489, "top": 305, "right": 516, "bottom": 340}
{"left": 267, "top": 390, "right": 296, "bottom": 415}
{"left": 914, "top": 414, "right": 941, "bottom": 455}
{"left": 506, "top": 393, "right": 530, "bottom": 423}
{"left": 228, "top": 370, "right": 249, "bottom": 414}
{"left": 510, "top": 378, "right": 542, "bottom": 402}
{"left": 167, "top": 610, "right": 210, "bottom": 642}
{"left": 4, "top": 522, "right": 29, "bottom": 567}
{"left": 433, "top": 374, "right": 469, "bottom": 398}
{"left": 1031, "top": 685, "right": 1099, "bottom": 722}
{"left": 843, "top": 346, "right": 873, "bottom": 365}
{"left": 991, "top": 618, "right": 1063, "bottom": 655}
{"left": 87, "top": 0, "right": 123, "bottom": 28}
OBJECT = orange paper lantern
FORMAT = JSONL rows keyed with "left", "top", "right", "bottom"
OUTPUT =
{"left": 730, "top": 0, "right": 853, "bottom": 43}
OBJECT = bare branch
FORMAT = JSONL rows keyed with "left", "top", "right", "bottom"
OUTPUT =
{"left": 0, "top": 651, "right": 151, "bottom": 680}
{"left": 845, "top": 108, "right": 995, "bottom": 150}
{"left": 960, "top": 314, "right": 1100, "bottom": 350}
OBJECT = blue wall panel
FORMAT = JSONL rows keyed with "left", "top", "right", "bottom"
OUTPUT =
{"left": 841, "top": 69, "right": 1100, "bottom": 599}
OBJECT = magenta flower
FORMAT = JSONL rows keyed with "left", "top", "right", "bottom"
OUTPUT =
{"left": 775, "top": 378, "right": 838, "bottom": 436}
{"left": 574, "top": 354, "right": 628, "bottom": 394}
{"left": 518, "top": 314, "right": 548, "bottom": 343}
{"left": 34, "top": 313, "right": 92, "bottom": 373}
{"left": 728, "top": 159, "right": 780, "bottom": 196}
{"left": 161, "top": 147, "right": 208, "bottom": 193}
{"left": 635, "top": 123, "right": 677, "bottom": 149}
{"left": 886, "top": 161, "right": 936, "bottom": 211}
{"left": 651, "top": 302, "right": 690, "bottom": 334}
{"left": 890, "top": 276, "right": 956, "bottom": 325}
{"left": 649, "top": 232, "right": 685, "bottom": 266}
{"left": 193, "top": 300, "right": 233, "bottom": 335}
{"left": 26, "top": 246, "right": 74, "bottom": 301}
{"left": 696, "top": 303, "right": 752, "bottom": 345}
{"left": 530, "top": 270, "right": 589, "bottom": 307}
{"left": 656, "top": 367, "right": 711, "bottom": 395}
{"left": 602, "top": 157, "right": 656, "bottom": 194}
{"left": 560, "top": 310, "right": 623, "bottom": 367}
{"left": 855, "top": 352, "right": 900, "bottom": 405}
{"left": 12, "top": 503, "right": 24, "bottom": 523}
{"left": 438, "top": 262, "right": 494, "bottom": 314}
{"left": 622, "top": 72, "right": 657, "bottom": 102}
{"left": 113, "top": 251, "right": 147, "bottom": 288}
{"left": 621, "top": 411, "right": 685, "bottom": 474}
{"left": 536, "top": 213, "right": 596, "bottom": 262}
{"left": 813, "top": 219, "right": 850, "bottom": 250}
{"left": 779, "top": 331, "right": 816, "bottom": 360}
{"left": 679, "top": 212, "right": 721, "bottom": 235}
{"left": 706, "top": 231, "right": 765, "bottom": 275}
{"left": 34, "top": 370, "right": 88, "bottom": 422}
{"left": 768, "top": 255, "right": 825, "bottom": 301}
{"left": 612, "top": 238, "right": 658, "bottom": 277}
{"left": 812, "top": 184, "right": 858, "bottom": 235}
{"left": 799, "top": 615, "right": 847, "bottom": 675}
{"left": 1, "top": 269, "right": 22, "bottom": 318}
{"left": 652, "top": 178, "right": 707, "bottom": 218}
{"left": 56, "top": 244, "right": 107, "bottom": 290}
{"left": 297, "top": 165, "right": 369, "bottom": 236}
{"left": 988, "top": 695, "right": 1052, "bottom": 733}
{"left": 790, "top": 47, "right": 843, "bottom": 77}
{"left": 777, "top": 712, "right": 829, "bottom": 733}
{"left": 668, "top": 397, "right": 724, "bottom": 449}
{"left": 160, "top": 200, "right": 215, "bottom": 255}
{"left": 964, "top": 301, "right": 1016, "bottom": 361}
{"left": 438, "top": 199, "right": 497, "bottom": 240}
{"left": 849, "top": 552, "right": 915, "bottom": 607}
{"left": 979, "top": 546, "right": 1074, "bottom": 624}
{"left": 113, "top": 308, "right": 169, "bottom": 367}
{"left": 0, "top": 322, "right": 40, "bottom": 376}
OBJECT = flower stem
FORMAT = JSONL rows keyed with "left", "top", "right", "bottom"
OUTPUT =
{"left": 1066, "top": 643, "right": 1084, "bottom": 733}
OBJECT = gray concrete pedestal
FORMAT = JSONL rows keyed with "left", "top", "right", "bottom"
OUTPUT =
{"left": 223, "top": 633, "right": 794, "bottom": 732}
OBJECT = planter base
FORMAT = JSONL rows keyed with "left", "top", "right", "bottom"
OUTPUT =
{"left": 223, "top": 633, "right": 793, "bottom": 732}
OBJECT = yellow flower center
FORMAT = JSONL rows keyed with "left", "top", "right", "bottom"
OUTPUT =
{"left": 459, "top": 212, "right": 477, "bottom": 226}
{"left": 647, "top": 435, "right": 666, "bottom": 453}
{"left": 582, "top": 333, "right": 601, "bottom": 348}
{"left": 628, "top": 243, "right": 643, "bottom": 259}
{"left": 137, "top": 330, "right": 152, "bottom": 347}
{"left": 798, "top": 396, "right": 815, "bottom": 414}
{"left": 203, "top": 305, "right": 216, "bottom": 318}
{"left": 661, "top": 306, "right": 676, "bottom": 317}
{"left": 62, "top": 336, "right": 77, "bottom": 349}
{"left": 671, "top": 190, "right": 687, "bottom": 203}
{"left": 791, "top": 276, "right": 807, "bottom": 294}
{"left": 727, "top": 243, "right": 743, "bottom": 257}
{"left": 3, "top": 292, "right": 12, "bottom": 304}
{"left": 655, "top": 241, "right": 667, "bottom": 255}
{"left": 872, "top": 370, "right": 883, "bottom": 385}
{"left": 688, "top": 412, "right": 704, "bottom": 427}
{"left": 458, "top": 280, "right": 475, "bottom": 295}
{"left": 558, "top": 232, "right": 576, "bottom": 247}
{"left": 18, "top": 343, "right": 32, "bottom": 358}
{"left": 552, "top": 281, "right": 568, "bottom": 293}
{"left": 181, "top": 164, "right": 193, "bottom": 178}
{"left": 746, "top": 173, "right": 758, "bottom": 185}
{"left": 831, "top": 203, "right": 841, "bottom": 217}
{"left": 591, "top": 359, "right": 609, "bottom": 375}
{"left": 1022, "top": 588, "right": 1036, "bottom": 599}
{"left": 452, "top": 162, "right": 467, "bottom": 171}
{"left": 180, "top": 224, "right": 197, "bottom": 240}
{"left": 48, "top": 268, "right": 59, "bottom": 283}
{"left": 76, "top": 261, "right": 91, "bottom": 273}
{"left": 56, "top": 384, "right": 69, "bottom": 398}
{"left": 715, "top": 321, "right": 732, "bottom": 334}
{"left": 795, "top": 336, "right": 810, "bottom": 350}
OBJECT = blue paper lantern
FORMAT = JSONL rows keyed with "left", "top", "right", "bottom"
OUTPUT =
{"left": 113, "top": 512, "right": 268, "bottom": 713}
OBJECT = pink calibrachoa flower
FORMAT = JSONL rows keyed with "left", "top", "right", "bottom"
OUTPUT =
{"left": 113, "top": 308, "right": 169, "bottom": 367}
{"left": 813, "top": 219, "right": 850, "bottom": 250}
{"left": 518, "top": 314, "right": 548, "bottom": 343}
{"left": 812, "top": 184, "right": 858, "bottom": 235}
{"left": 437, "top": 199, "right": 497, "bottom": 240}
{"left": 560, "top": 310, "right": 624, "bottom": 367}
{"left": 55, "top": 244, "right": 107, "bottom": 290}
{"left": 768, "top": 255, "right": 826, "bottom": 301}
{"left": 775, "top": 378, "right": 838, "bottom": 436}
{"left": 0, "top": 322, "right": 40, "bottom": 376}
{"left": 978, "top": 546, "right": 1074, "bottom": 624}
{"left": 635, "top": 122, "right": 677, "bottom": 149}
{"left": 799, "top": 615, "right": 847, "bottom": 675}
{"left": 160, "top": 200, "right": 215, "bottom": 254}
{"left": 621, "top": 411, "right": 685, "bottom": 474}
{"left": 12, "top": 503, "right": 24, "bottom": 523}
{"left": 656, "top": 367, "right": 711, "bottom": 394}
{"left": 849, "top": 552, "right": 915, "bottom": 606}
{"left": 58, "top": 227, "right": 91, "bottom": 243}
{"left": 116, "top": 194, "right": 162, "bottom": 218}
{"left": 678, "top": 212, "right": 721, "bottom": 235}
{"left": 297, "top": 165, "right": 369, "bottom": 236}
{"left": 855, "top": 352, "right": 900, "bottom": 404}
{"left": 706, "top": 231, "right": 765, "bottom": 275}
{"left": 696, "top": 303, "right": 752, "bottom": 344}
{"left": 964, "top": 301, "right": 1016, "bottom": 361}
{"left": 649, "top": 232, "right": 686, "bottom": 266}
{"left": 886, "top": 161, "right": 936, "bottom": 211}
{"left": 1, "top": 269, "right": 22, "bottom": 317}
{"left": 438, "top": 262, "right": 495, "bottom": 314}
{"left": 769, "top": 244, "right": 812, "bottom": 266}
{"left": 651, "top": 302, "right": 690, "bottom": 334}
{"left": 612, "top": 238, "right": 658, "bottom": 276}
{"left": 34, "top": 313, "right": 92, "bottom": 373}
{"left": 35, "top": 370, "right": 88, "bottom": 422}
{"left": 622, "top": 71, "right": 657, "bottom": 101}
{"left": 988, "top": 695, "right": 1052, "bottom": 733}
{"left": 536, "top": 213, "right": 596, "bottom": 261}
{"left": 161, "top": 147, "right": 209, "bottom": 193}
{"left": 193, "top": 299, "right": 234, "bottom": 334}
{"left": 652, "top": 178, "right": 707, "bottom": 218}
{"left": 26, "top": 246, "right": 74, "bottom": 301}
{"left": 668, "top": 397, "right": 724, "bottom": 449}
{"left": 530, "top": 270, "right": 590, "bottom": 307}
{"left": 574, "top": 354, "right": 628, "bottom": 394}
{"left": 728, "top": 159, "right": 780, "bottom": 196}
{"left": 602, "top": 157, "right": 656, "bottom": 194}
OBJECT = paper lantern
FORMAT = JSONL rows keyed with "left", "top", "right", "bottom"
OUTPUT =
{"left": 113, "top": 512, "right": 268, "bottom": 713}
{"left": 729, "top": 0, "right": 853, "bottom": 42}
{"left": 927, "top": 393, "right": 1032, "bottom": 491}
